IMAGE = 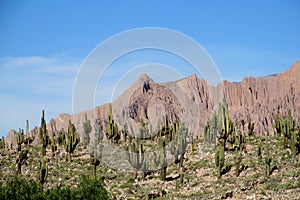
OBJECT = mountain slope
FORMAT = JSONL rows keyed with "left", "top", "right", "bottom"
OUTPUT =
{"left": 5, "top": 61, "right": 300, "bottom": 147}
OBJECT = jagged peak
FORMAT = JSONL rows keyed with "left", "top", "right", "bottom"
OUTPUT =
{"left": 137, "top": 73, "right": 154, "bottom": 83}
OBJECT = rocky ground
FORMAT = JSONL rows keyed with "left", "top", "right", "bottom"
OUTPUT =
{"left": 1, "top": 135, "right": 300, "bottom": 200}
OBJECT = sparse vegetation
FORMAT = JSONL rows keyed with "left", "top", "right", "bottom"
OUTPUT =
{"left": 1, "top": 104, "right": 300, "bottom": 199}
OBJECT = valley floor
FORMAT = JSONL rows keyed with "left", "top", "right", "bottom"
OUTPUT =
{"left": 1, "top": 135, "right": 300, "bottom": 199}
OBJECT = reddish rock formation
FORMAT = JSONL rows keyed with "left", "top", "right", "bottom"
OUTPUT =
{"left": 5, "top": 61, "right": 300, "bottom": 148}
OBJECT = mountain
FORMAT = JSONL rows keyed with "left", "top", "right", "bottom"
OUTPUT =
{"left": 5, "top": 61, "right": 300, "bottom": 148}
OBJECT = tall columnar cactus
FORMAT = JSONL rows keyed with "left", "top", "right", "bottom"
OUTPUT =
{"left": 291, "top": 124, "right": 300, "bottom": 157}
{"left": 107, "top": 104, "right": 120, "bottom": 144}
{"left": 161, "top": 140, "right": 167, "bottom": 181}
{"left": 248, "top": 120, "right": 255, "bottom": 136}
{"left": 215, "top": 139, "right": 225, "bottom": 179}
{"left": 236, "top": 129, "right": 246, "bottom": 151}
{"left": 83, "top": 113, "right": 92, "bottom": 148}
{"left": 58, "top": 128, "right": 66, "bottom": 147}
{"left": 204, "top": 113, "right": 218, "bottom": 144}
{"left": 90, "top": 119, "right": 103, "bottom": 178}
{"left": 121, "top": 122, "right": 128, "bottom": 142}
{"left": 128, "top": 138, "right": 144, "bottom": 179}
{"left": 218, "top": 100, "right": 234, "bottom": 150}
{"left": 16, "top": 149, "right": 28, "bottom": 174}
{"left": 50, "top": 132, "right": 57, "bottom": 161}
{"left": 275, "top": 113, "right": 282, "bottom": 137}
{"left": 91, "top": 156, "right": 100, "bottom": 178}
{"left": 227, "top": 124, "right": 236, "bottom": 149}
{"left": 257, "top": 145, "right": 262, "bottom": 163}
{"left": 265, "top": 143, "right": 272, "bottom": 177}
{"left": 170, "top": 122, "right": 187, "bottom": 168}
{"left": 280, "top": 110, "right": 297, "bottom": 150}
{"left": 234, "top": 150, "right": 242, "bottom": 177}
{"left": 24, "top": 120, "right": 35, "bottom": 146}
{"left": 178, "top": 125, "right": 187, "bottom": 168}
{"left": 65, "top": 120, "right": 79, "bottom": 162}
{"left": 17, "top": 129, "right": 25, "bottom": 152}
{"left": 152, "top": 138, "right": 168, "bottom": 181}
{"left": 204, "top": 122, "right": 209, "bottom": 143}
{"left": 39, "top": 110, "right": 50, "bottom": 157}
{"left": 38, "top": 157, "right": 48, "bottom": 187}
{"left": 0, "top": 136, "right": 5, "bottom": 149}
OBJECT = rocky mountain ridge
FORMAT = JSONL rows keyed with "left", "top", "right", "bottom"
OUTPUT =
{"left": 5, "top": 60, "right": 300, "bottom": 148}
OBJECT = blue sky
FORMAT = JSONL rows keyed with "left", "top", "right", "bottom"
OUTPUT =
{"left": 0, "top": 0, "right": 299, "bottom": 136}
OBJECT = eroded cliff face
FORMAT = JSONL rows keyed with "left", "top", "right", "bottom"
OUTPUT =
{"left": 5, "top": 61, "right": 300, "bottom": 148}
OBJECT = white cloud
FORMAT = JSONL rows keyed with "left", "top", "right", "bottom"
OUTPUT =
{"left": 0, "top": 54, "right": 81, "bottom": 137}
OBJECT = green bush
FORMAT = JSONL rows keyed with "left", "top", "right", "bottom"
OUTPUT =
{"left": 0, "top": 175, "right": 109, "bottom": 200}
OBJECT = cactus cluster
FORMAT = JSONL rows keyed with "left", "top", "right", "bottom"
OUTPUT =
{"left": 64, "top": 120, "right": 79, "bottom": 162}
{"left": 206, "top": 100, "right": 249, "bottom": 178}
{"left": 275, "top": 110, "right": 300, "bottom": 156}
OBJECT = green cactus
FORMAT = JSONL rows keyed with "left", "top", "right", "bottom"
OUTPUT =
{"left": 171, "top": 122, "right": 187, "bottom": 167}
{"left": 161, "top": 140, "right": 167, "bottom": 181}
{"left": 204, "top": 122, "right": 209, "bottom": 143}
{"left": 154, "top": 139, "right": 167, "bottom": 181}
{"left": 128, "top": 137, "right": 144, "bottom": 179}
{"left": 121, "top": 122, "right": 128, "bottom": 142}
{"left": 50, "top": 132, "right": 57, "bottom": 161}
{"left": 24, "top": 119, "right": 35, "bottom": 146}
{"left": 234, "top": 150, "right": 242, "bottom": 177}
{"left": 94, "top": 119, "right": 103, "bottom": 143}
{"left": 179, "top": 167, "right": 184, "bottom": 185}
{"left": 279, "top": 110, "right": 298, "bottom": 152}
{"left": 58, "top": 128, "right": 66, "bottom": 146}
{"left": 265, "top": 143, "right": 271, "bottom": 176}
{"left": 83, "top": 113, "right": 92, "bottom": 148}
{"left": 257, "top": 145, "right": 262, "bottom": 163}
{"left": 38, "top": 157, "right": 48, "bottom": 187}
{"left": 17, "top": 129, "right": 25, "bottom": 152}
{"left": 65, "top": 120, "right": 79, "bottom": 162}
{"left": 217, "top": 100, "right": 234, "bottom": 150}
{"left": 227, "top": 125, "right": 236, "bottom": 149}
{"left": 90, "top": 119, "right": 103, "bottom": 178}
{"left": 248, "top": 120, "right": 255, "bottom": 136}
{"left": 204, "top": 113, "right": 218, "bottom": 144}
{"left": 106, "top": 104, "right": 120, "bottom": 144}
{"left": 236, "top": 129, "right": 246, "bottom": 151}
{"left": 291, "top": 124, "right": 300, "bottom": 157}
{"left": 0, "top": 136, "right": 5, "bottom": 149}
{"left": 39, "top": 110, "right": 50, "bottom": 157}
{"left": 142, "top": 154, "right": 150, "bottom": 180}
{"left": 215, "top": 139, "right": 225, "bottom": 179}
{"left": 16, "top": 149, "right": 28, "bottom": 174}
{"left": 275, "top": 113, "right": 282, "bottom": 137}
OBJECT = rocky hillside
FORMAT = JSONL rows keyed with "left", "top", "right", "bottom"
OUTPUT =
{"left": 5, "top": 61, "right": 300, "bottom": 147}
